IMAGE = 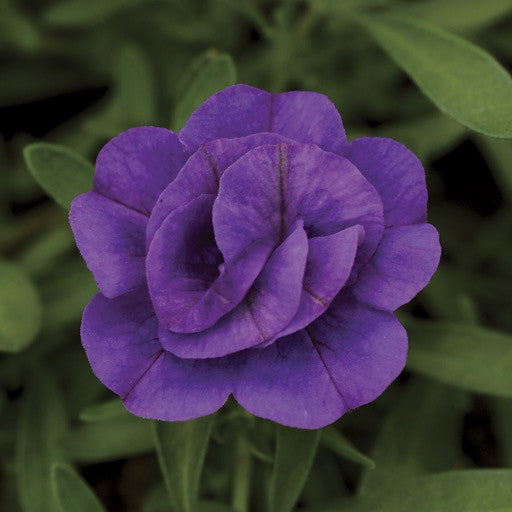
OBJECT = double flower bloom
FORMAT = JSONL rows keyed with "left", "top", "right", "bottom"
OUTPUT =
{"left": 70, "top": 85, "right": 440, "bottom": 428}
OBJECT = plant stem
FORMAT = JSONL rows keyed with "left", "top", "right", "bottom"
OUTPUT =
{"left": 232, "top": 435, "right": 252, "bottom": 512}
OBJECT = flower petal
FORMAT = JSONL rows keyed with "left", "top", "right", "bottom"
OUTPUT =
{"left": 70, "top": 191, "right": 147, "bottom": 298}
{"left": 234, "top": 296, "right": 407, "bottom": 428}
{"left": 159, "top": 221, "right": 308, "bottom": 358}
{"left": 352, "top": 223, "right": 441, "bottom": 311}
{"left": 81, "top": 289, "right": 232, "bottom": 421}
{"left": 146, "top": 194, "right": 272, "bottom": 333}
{"left": 213, "top": 143, "right": 384, "bottom": 266}
{"left": 277, "top": 225, "right": 364, "bottom": 338}
{"left": 94, "top": 126, "right": 189, "bottom": 216}
{"left": 343, "top": 137, "right": 427, "bottom": 227}
{"left": 234, "top": 331, "right": 348, "bottom": 429}
{"left": 146, "top": 133, "right": 292, "bottom": 246}
{"left": 179, "top": 84, "right": 346, "bottom": 153}
{"left": 81, "top": 289, "right": 163, "bottom": 397}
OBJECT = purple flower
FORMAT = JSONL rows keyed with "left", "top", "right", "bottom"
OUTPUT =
{"left": 70, "top": 85, "right": 440, "bottom": 429}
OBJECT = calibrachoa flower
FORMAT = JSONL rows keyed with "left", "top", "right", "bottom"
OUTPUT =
{"left": 70, "top": 85, "right": 440, "bottom": 429}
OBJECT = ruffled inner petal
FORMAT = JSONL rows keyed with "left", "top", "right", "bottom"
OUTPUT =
{"left": 146, "top": 133, "right": 294, "bottom": 247}
{"left": 146, "top": 194, "right": 273, "bottom": 333}
{"left": 94, "top": 126, "right": 189, "bottom": 216}
{"left": 159, "top": 221, "right": 308, "bottom": 359}
{"left": 69, "top": 191, "right": 147, "bottom": 298}
{"left": 275, "top": 224, "right": 365, "bottom": 339}
{"left": 213, "top": 143, "right": 384, "bottom": 268}
{"left": 179, "top": 84, "right": 346, "bottom": 153}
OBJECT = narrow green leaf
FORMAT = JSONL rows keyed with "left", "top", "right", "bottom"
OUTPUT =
{"left": 354, "top": 12, "right": 512, "bottom": 137}
{"left": 52, "top": 464, "right": 106, "bottom": 512}
{"left": 359, "top": 378, "right": 466, "bottom": 494}
{"left": 43, "top": 0, "right": 145, "bottom": 26}
{"left": 0, "top": 260, "right": 41, "bottom": 353}
{"left": 396, "top": 0, "right": 512, "bottom": 33}
{"left": 153, "top": 415, "right": 216, "bottom": 512}
{"left": 321, "top": 427, "right": 375, "bottom": 469}
{"left": 16, "top": 368, "right": 67, "bottom": 512}
{"left": 475, "top": 137, "right": 512, "bottom": 202}
{"left": 316, "top": 470, "right": 512, "bottom": 512}
{"left": 85, "top": 44, "right": 156, "bottom": 136}
{"left": 79, "top": 398, "right": 126, "bottom": 423}
{"left": 269, "top": 426, "right": 321, "bottom": 512}
{"left": 172, "top": 52, "right": 237, "bottom": 130}
{"left": 406, "top": 321, "right": 512, "bottom": 396}
{"left": 23, "top": 143, "right": 93, "bottom": 209}
{"left": 61, "top": 415, "right": 153, "bottom": 462}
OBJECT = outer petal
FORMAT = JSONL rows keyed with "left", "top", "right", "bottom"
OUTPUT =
{"left": 94, "top": 127, "right": 189, "bottom": 216}
{"left": 234, "top": 331, "right": 348, "bottom": 429}
{"left": 277, "top": 225, "right": 364, "bottom": 338}
{"left": 179, "top": 84, "right": 346, "bottom": 153}
{"left": 81, "top": 289, "right": 163, "bottom": 397}
{"left": 81, "top": 289, "right": 233, "bottom": 421}
{"left": 146, "top": 133, "right": 293, "bottom": 246}
{"left": 146, "top": 194, "right": 272, "bottom": 333}
{"left": 234, "top": 297, "right": 407, "bottom": 429}
{"left": 70, "top": 191, "right": 147, "bottom": 298}
{"left": 159, "top": 222, "right": 308, "bottom": 358}
{"left": 306, "top": 297, "right": 408, "bottom": 411}
{"left": 213, "top": 143, "right": 384, "bottom": 266}
{"left": 342, "top": 137, "right": 427, "bottom": 226}
{"left": 352, "top": 224, "right": 441, "bottom": 311}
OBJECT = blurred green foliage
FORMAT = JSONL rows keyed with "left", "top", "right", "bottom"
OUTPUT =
{"left": 1, "top": 0, "right": 512, "bottom": 511}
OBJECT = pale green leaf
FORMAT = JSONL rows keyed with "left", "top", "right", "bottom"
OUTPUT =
{"left": 61, "top": 415, "right": 153, "bottom": 462}
{"left": 269, "top": 426, "right": 321, "bottom": 512}
{"left": 16, "top": 368, "right": 67, "bottom": 512}
{"left": 396, "top": 0, "right": 512, "bottom": 33}
{"left": 407, "top": 321, "right": 512, "bottom": 396}
{"left": 52, "top": 464, "right": 106, "bottom": 512}
{"left": 359, "top": 378, "right": 466, "bottom": 494}
{"left": 321, "top": 427, "right": 375, "bottom": 469}
{"left": 43, "top": 0, "right": 146, "bottom": 26}
{"left": 316, "top": 470, "right": 512, "bottom": 512}
{"left": 172, "top": 52, "right": 237, "bottom": 130}
{"left": 79, "top": 398, "right": 126, "bottom": 423}
{"left": 355, "top": 12, "right": 512, "bottom": 137}
{"left": 0, "top": 260, "right": 41, "bottom": 353}
{"left": 153, "top": 414, "right": 216, "bottom": 512}
{"left": 23, "top": 143, "right": 93, "bottom": 209}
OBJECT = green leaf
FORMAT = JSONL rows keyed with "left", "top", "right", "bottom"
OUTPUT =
{"left": 43, "top": 0, "right": 145, "bottom": 26}
{"left": 85, "top": 44, "right": 157, "bottom": 136}
{"left": 52, "top": 464, "right": 106, "bottom": 512}
{"left": 354, "top": 12, "right": 512, "bottom": 138}
{"left": 406, "top": 321, "right": 512, "bottom": 396}
{"left": 475, "top": 137, "right": 512, "bottom": 202}
{"left": 359, "top": 378, "right": 466, "bottom": 494}
{"left": 396, "top": 0, "right": 512, "bottom": 33}
{"left": 16, "top": 367, "right": 67, "bottom": 512}
{"left": 269, "top": 426, "right": 321, "bottom": 512}
{"left": 172, "top": 52, "right": 237, "bottom": 130}
{"left": 61, "top": 415, "right": 153, "bottom": 463}
{"left": 316, "top": 470, "right": 512, "bottom": 512}
{"left": 23, "top": 143, "right": 93, "bottom": 209}
{"left": 153, "top": 415, "right": 216, "bottom": 512}
{"left": 79, "top": 398, "right": 126, "bottom": 423}
{"left": 321, "top": 427, "right": 375, "bottom": 469}
{"left": 0, "top": 260, "right": 41, "bottom": 353}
